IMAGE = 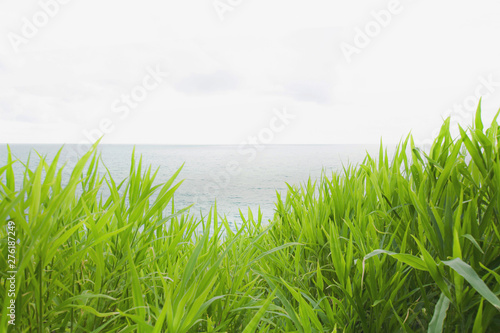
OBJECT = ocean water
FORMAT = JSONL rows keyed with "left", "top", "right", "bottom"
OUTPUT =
{"left": 0, "top": 144, "right": 386, "bottom": 222}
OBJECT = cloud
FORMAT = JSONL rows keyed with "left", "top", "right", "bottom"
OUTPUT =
{"left": 1, "top": 0, "right": 500, "bottom": 144}
{"left": 282, "top": 81, "right": 333, "bottom": 104}
{"left": 173, "top": 70, "right": 241, "bottom": 94}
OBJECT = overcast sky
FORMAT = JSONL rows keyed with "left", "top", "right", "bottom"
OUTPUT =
{"left": 1, "top": 0, "right": 500, "bottom": 144}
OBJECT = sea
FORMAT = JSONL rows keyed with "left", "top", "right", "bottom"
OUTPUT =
{"left": 0, "top": 144, "right": 386, "bottom": 223}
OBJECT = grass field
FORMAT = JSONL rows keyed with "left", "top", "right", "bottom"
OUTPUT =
{"left": 1, "top": 104, "right": 500, "bottom": 332}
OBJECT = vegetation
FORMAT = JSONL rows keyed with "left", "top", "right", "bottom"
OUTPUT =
{"left": 1, "top": 104, "right": 500, "bottom": 332}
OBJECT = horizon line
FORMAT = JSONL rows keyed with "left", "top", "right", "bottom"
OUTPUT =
{"left": 0, "top": 142, "right": 392, "bottom": 146}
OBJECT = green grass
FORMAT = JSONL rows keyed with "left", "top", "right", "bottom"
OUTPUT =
{"left": 1, "top": 102, "right": 500, "bottom": 332}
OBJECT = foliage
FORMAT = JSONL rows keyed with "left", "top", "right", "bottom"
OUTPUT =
{"left": 1, "top": 103, "right": 500, "bottom": 332}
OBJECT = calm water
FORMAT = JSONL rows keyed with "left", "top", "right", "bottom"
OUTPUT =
{"left": 0, "top": 144, "right": 386, "bottom": 222}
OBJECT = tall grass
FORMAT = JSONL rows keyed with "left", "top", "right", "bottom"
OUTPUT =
{"left": 1, "top": 103, "right": 500, "bottom": 332}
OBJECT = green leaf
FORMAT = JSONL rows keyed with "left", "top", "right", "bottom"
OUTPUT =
{"left": 364, "top": 249, "right": 428, "bottom": 271}
{"left": 475, "top": 98, "right": 483, "bottom": 131}
{"left": 442, "top": 258, "right": 500, "bottom": 310}
{"left": 428, "top": 292, "right": 450, "bottom": 333}
{"left": 461, "top": 234, "right": 484, "bottom": 254}
{"left": 472, "top": 299, "right": 484, "bottom": 333}
{"left": 414, "top": 237, "right": 452, "bottom": 300}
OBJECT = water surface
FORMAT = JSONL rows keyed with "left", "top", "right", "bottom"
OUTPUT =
{"left": 0, "top": 144, "right": 386, "bottom": 222}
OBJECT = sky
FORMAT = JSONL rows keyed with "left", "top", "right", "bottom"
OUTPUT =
{"left": 0, "top": 0, "right": 500, "bottom": 145}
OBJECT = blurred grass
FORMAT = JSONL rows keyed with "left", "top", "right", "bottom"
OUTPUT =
{"left": 1, "top": 102, "right": 500, "bottom": 332}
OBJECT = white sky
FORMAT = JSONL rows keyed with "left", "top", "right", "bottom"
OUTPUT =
{"left": 1, "top": 0, "right": 500, "bottom": 144}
